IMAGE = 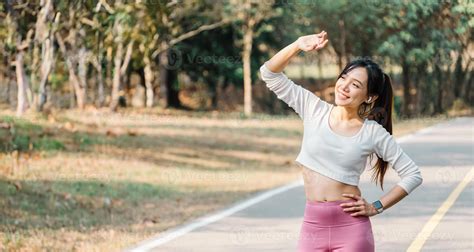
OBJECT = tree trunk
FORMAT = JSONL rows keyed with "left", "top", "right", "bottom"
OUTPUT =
{"left": 453, "top": 54, "right": 463, "bottom": 98}
{"left": 210, "top": 76, "right": 224, "bottom": 110}
{"left": 1, "top": 54, "right": 9, "bottom": 104}
{"left": 167, "top": 69, "right": 180, "bottom": 107}
{"left": 91, "top": 51, "right": 105, "bottom": 107}
{"left": 401, "top": 61, "right": 411, "bottom": 117}
{"left": 110, "top": 41, "right": 133, "bottom": 111}
{"left": 158, "top": 49, "right": 181, "bottom": 108}
{"left": 56, "top": 33, "right": 86, "bottom": 109}
{"left": 110, "top": 42, "right": 124, "bottom": 111}
{"left": 106, "top": 46, "right": 113, "bottom": 104}
{"left": 144, "top": 53, "right": 155, "bottom": 107}
{"left": 77, "top": 47, "right": 88, "bottom": 107}
{"left": 37, "top": 36, "right": 55, "bottom": 111}
{"left": 463, "top": 70, "right": 473, "bottom": 106}
{"left": 420, "top": 63, "right": 430, "bottom": 116}
{"left": 15, "top": 52, "right": 30, "bottom": 116}
{"left": 434, "top": 64, "right": 443, "bottom": 114}
{"left": 242, "top": 14, "right": 255, "bottom": 116}
{"left": 34, "top": 0, "right": 55, "bottom": 111}
{"left": 158, "top": 49, "right": 169, "bottom": 108}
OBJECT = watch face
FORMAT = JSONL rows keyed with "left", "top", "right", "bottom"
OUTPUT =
{"left": 373, "top": 201, "right": 383, "bottom": 209}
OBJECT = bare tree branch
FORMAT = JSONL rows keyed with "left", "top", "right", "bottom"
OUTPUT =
{"left": 151, "top": 19, "right": 231, "bottom": 58}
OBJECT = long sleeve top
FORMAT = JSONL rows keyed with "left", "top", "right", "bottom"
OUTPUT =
{"left": 259, "top": 61, "right": 423, "bottom": 194}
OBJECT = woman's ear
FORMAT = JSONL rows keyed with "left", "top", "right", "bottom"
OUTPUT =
{"left": 367, "top": 95, "right": 378, "bottom": 103}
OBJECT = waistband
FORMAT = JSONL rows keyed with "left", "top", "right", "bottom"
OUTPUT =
{"left": 306, "top": 199, "right": 356, "bottom": 206}
{"left": 303, "top": 199, "right": 370, "bottom": 227}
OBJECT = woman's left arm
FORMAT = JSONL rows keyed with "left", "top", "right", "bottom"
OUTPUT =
{"left": 370, "top": 124, "right": 424, "bottom": 213}
{"left": 340, "top": 124, "right": 423, "bottom": 217}
{"left": 378, "top": 184, "right": 408, "bottom": 211}
{"left": 372, "top": 124, "right": 424, "bottom": 196}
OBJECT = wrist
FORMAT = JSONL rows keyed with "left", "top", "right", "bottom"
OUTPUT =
{"left": 290, "top": 40, "right": 301, "bottom": 54}
{"left": 372, "top": 200, "right": 384, "bottom": 214}
{"left": 371, "top": 204, "right": 380, "bottom": 215}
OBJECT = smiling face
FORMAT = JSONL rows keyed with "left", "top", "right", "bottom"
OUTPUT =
{"left": 334, "top": 67, "right": 370, "bottom": 108}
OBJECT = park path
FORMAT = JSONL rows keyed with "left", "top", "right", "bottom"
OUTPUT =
{"left": 125, "top": 117, "right": 473, "bottom": 252}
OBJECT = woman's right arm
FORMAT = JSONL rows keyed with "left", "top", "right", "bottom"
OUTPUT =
{"left": 266, "top": 31, "right": 328, "bottom": 73}
{"left": 260, "top": 31, "right": 329, "bottom": 120}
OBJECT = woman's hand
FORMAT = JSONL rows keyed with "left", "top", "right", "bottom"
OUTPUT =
{"left": 295, "top": 31, "right": 329, "bottom": 52}
{"left": 339, "top": 193, "right": 379, "bottom": 217}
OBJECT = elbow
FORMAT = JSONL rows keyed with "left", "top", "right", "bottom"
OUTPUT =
{"left": 399, "top": 172, "right": 423, "bottom": 195}
{"left": 259, "top": 62, "right": 282, "bottom": 82}
{"left": 411, "top": 171, "right": 423, "bottom": 189}
{"left": 415, "top": 169, "right": 424, "bottom": 186}
{"left": 260, "top": 65, "right": 265, "bottom": 81}
{"left": 259, "top": 64, "right": 269, "bottom": 82}
{"left": 410, "top": 173, "right": 424, "bottom": 194}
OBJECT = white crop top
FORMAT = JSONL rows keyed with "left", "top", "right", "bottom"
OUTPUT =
{"left": 259, "top": 62, "right": 423, "bottom": 194}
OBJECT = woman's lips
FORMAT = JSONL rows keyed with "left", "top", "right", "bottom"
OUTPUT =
{"left": 337, "top": 91, "right": 350, "bottom": 99}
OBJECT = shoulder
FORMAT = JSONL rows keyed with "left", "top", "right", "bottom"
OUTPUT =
{"left": 364, "top": 120, "right": 392, "bottom": 142}
{"left": 365, "top": 120, "right": 387, "bottom": 132}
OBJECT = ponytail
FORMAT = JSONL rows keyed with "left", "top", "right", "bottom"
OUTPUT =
{"left": 341, "top": 58, "right": 395, "bottom": 191}
{"left": 367, "top": 72, "right": 394, "bottom": 191}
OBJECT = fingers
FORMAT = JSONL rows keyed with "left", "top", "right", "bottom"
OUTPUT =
{"left": 314, "top": 35, "right": 329, "bottom": 50}
{"left": 318, "top": 31, "right": 327, "bottom": 40}
{"left": 342, "top": 206, "right": 361, "bottom": 211}
{"left": 315, "top": 39, "right": 329, "bottom": 50}
{"left": 312, "top": 40, "right": 328, "bottom": 51}
{"left": 341, "top": 205, "right": 367, "bottom": 216}
{"left": 340, "top": 201, "right": 363, "bottom": 207}
{"left": 350, "top": 211, "right": 361, "bottom": 217}
{"left": 342, "top": 205, "right": 366, "bottom": 217}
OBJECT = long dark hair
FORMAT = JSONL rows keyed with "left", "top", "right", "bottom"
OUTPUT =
{"left": 337, "top": 58, "right": 394, "bottom": 191}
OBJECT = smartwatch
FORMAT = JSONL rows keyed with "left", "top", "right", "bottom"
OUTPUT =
{"left": 372, "top": 200, "right": 384, "bottom": 214}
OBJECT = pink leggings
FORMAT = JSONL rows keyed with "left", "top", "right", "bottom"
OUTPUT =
{"left": 297, "top": 199, "right": 375, "bottom": 252}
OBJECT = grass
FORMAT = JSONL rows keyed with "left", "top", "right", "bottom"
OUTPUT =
{"left": 0, "top": 105, "right": 462, "bottom": 251}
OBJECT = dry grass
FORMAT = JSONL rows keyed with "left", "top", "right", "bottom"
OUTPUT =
{"left": 0, "top": 106, "right": 459, "bottom": 251}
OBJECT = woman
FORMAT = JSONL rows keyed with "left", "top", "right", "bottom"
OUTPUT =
{"left": 259, "top": 31, "right": 423, "bottom": 252}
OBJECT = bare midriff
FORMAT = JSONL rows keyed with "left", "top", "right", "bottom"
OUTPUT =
{"left": 299, "top": 164, "right": 362, "bottom": 203}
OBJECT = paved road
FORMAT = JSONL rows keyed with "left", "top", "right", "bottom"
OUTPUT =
{"left": 126, "top": 117, "right": 473, "bottom": 252}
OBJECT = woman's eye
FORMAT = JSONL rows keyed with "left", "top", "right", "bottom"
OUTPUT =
{"left": 353, "top": 83, "right": 359, "bottom": 88}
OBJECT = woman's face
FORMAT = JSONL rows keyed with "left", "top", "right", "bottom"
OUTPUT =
{"left": 334, "top": 67, "right": 369, "bottom": 107}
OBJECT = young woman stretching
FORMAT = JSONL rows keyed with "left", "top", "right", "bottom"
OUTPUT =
{"left": 259, "top": 31, "right": 423, "bottom": 252}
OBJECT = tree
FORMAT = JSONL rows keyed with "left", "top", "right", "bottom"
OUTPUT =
{"left": 217, "top": 0, "right": 277, "bottom": 116}
{"left": 4, "top": 0, "right": 34, "bottom": 116}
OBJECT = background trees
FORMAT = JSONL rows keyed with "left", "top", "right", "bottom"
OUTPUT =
{"left": 0, "top": 0, "right": 471, "bottom": 117}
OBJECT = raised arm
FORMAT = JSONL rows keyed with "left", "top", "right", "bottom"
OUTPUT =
{"left": 259, "top": 32, "right": 330, "bottom": 120}
{"left": 265, "top": 31, "right": 328, "bottom": 73}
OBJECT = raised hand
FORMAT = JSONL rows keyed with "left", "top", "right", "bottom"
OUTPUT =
{"left": 295, "top": 31, "right": 329, "bottom": 52}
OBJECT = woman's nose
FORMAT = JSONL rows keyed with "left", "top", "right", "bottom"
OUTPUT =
{"left": 342, "top": 81, "right": 351, "bottom": 90}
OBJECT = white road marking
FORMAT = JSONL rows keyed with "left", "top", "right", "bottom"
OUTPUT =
{"left": 125, "top": 179, "right": 303, "bottom": 252}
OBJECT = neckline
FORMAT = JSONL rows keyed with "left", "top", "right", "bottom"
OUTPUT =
{"left": 327, "top": 105, "right": 367, "bottom": 138}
